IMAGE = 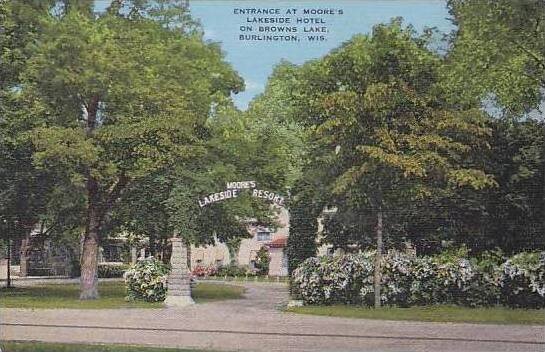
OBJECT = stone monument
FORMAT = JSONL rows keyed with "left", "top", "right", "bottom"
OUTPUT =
{"left": 164, "top": 237, "right": 195, "bottom": 307}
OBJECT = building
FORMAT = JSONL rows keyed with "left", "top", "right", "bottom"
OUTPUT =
{"left": 191, "top": 207, "right": 290, "bottom": 276}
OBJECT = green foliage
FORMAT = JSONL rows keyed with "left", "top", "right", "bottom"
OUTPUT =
{"left": 124, "top": 258, "right": 169, "bottom": 302}
{"left": 292, "top": 250, "right": 545, "bottom": 308}
{"left": 216, "top": 264, "right": 256, "bottom": 277}
{"left": 445, "top": 0, "right": 545, "bottom": 114}
{"left": 286, "top": 180, "right": 321, "bottom": 276}
{"left": 1, "top": 2, "right": 250, "bottom": 299}
{"left": 500, "top": 252, "right": 545, "bottom": 308}
{"left": 98, "top": 263, "right": 130, "bottom": 278}
{"left": 254, "top": 246, "right": 270, "bottom": 276}
{"left": 481, "top": 120, "right": 545, "bottom": 252}
{"left": 279, "top": 20, "right": 495, "bottom": 254}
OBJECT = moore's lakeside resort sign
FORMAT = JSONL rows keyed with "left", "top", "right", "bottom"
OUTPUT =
{"left": 198, "top": 181, "right": 285, "bottom": 208}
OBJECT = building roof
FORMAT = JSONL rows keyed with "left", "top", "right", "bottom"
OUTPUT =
{"left": 267, "top": 236, "right": 287, "bottom": 248}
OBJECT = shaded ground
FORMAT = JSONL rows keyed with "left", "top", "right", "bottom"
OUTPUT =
{"left": 1, "top": 281, "right": 544, "bottom": 352}
{"left": 0, "top": 282, "right": 244, "bottom": 309}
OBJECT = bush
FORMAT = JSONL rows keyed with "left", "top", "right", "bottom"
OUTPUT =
{"left": 69, "top": 257, "right": 81, "bottom": 278}
{"left": 500, "top": 252, "right": 545, "bottom": 308}
{"left": 293, "top": 253, "right": 375, "bottom": 305}
{"left": 98, "top": 263, "right": 130, "bottom": 278}
{"left": 467, "top": 250, "right": 504, "bottom": 306}
{"left": 217, "top": 264, "right": 257, "bottom": 277}
{"left": 254, "top": 247, "right": 270, "bottom": 276}
{"left": 124, "top": 257, "right": 169, "bottom": 302}
{"left": 292, "top": 250, "right": 545, "bottom": 308}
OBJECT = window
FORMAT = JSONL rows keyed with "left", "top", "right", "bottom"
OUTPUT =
{"left": 256, "top": 231, "right": 271, "bottom": 241}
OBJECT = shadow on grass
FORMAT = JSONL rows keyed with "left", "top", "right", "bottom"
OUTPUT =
{"left": 0, "top": 282, "right": 244, "bottom": 309}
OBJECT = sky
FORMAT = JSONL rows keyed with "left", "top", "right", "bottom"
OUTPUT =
{"left": 95, "top": 0, "right": 455, "bottom": 109}
{"left": 189, "top": 0, "right": 455, "bottom": 109}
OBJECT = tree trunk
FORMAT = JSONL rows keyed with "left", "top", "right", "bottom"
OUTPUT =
{"left": 80, "top": 96, "right": 102, "bottom": 300}
{"left": 80, "top": 178, "right": 101, "bottom": 300}
{"left": 541, "top": 127, "right": 545, "bottom": 232}
{"left": 6, "top": 239, "right": 12, "bottom": 288}
{"left": 162, "top": 238, "right": 172, "bottom": 265}
{"left": 185, "top": 239, "right": 192, "bottom": 271}
{"left": 374, "top": 209, "right": 383, "bottom": 308}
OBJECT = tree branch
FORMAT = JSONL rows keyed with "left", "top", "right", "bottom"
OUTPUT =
{"left": 509, "top": 38, "right": 545, "bottom": 71}
{"left": 85, "top": 95, "right": 100, "bottom": 136}
{"left": 105, "top": 174, "right": 130, "bottom": 209}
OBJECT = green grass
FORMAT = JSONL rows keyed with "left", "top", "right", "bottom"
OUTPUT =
{"left": 192, "top": 282, "right": 245, "bottom": 302}
{"left": 287, "top": 305, "right": 545, "bottom": 325}
{"left": 202, "top": 275, "right": 289, "bottom": 283}
{"left": 0, "top": 282, "right": 244, "bottom": 309}
{"left": 0, "top": 341, "right": 219, "bottom": 352}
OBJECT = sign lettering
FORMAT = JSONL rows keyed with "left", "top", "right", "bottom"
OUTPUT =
{"left": 198, "top": 181, "right": 285, "bottom": 207}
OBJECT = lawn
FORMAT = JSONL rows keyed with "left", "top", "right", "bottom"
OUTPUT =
{"left": 0, "top": 341, "right": 219, "bottom": 352}
{"left": 201, "top": 275, "right": 289, "bottom": 283}
{"left": 287, "top": 305, "right": 545, "bottom": 325}
{"left": 0, "top": 282, "right": 244, "bottom": 309}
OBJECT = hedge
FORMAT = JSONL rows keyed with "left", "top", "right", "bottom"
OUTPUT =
{"left": 97, "top": 263, "right": 130, "bottom": 278}
{"left": 292, "top": 249, "right": 545, "bottom": 308}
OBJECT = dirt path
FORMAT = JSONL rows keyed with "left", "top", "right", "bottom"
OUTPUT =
{"left": 1, "top": 281, "right": 543, "bottom": 352}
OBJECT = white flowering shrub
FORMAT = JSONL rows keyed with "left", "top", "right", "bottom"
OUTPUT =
{"left": 467, "top": 250, "right": 503, "bottom": 306}
{"left": 500, "top": 252, "right": 545, "bottom": 308}
{"left": 327, "top": 252, "right": 375, "bottom": 304}
{"left": 419, "top": 248, "right": 479, "bottom": 306}
{"left": 124, "top": 257, "right": 169, "bottom": 302}
{"left": 380, "top": 250, "right": 413, "bottom": 306}
{"left": 292, "top": 257, "right": 325, "bottom": 304}
{"left": 292, "top": 249, "right": 545, "bottom": 308}
{"left": 294, "top": 251, "right": 398, "bottom": 305}
{"left": 407, "top": 255, "right": 439, "bottom": 305}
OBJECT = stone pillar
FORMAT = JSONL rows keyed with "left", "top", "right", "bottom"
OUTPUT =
{"left": 164, "top": 237, "right": 194, "bottom": 307}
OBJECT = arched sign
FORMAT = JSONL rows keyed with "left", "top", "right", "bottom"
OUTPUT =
{"left": 198, "top": 180, "right": 285, "bottom": 208}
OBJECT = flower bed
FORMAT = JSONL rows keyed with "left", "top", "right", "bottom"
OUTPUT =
{"left": 191, "top": 265, "right": 218, "bottom": 277}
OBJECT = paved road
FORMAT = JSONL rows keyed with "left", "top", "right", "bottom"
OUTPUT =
{"left": 1, "top": 282, "right": 544, "bottom": 352}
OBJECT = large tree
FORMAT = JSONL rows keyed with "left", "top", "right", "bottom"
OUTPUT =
{"left": 436, "top": 0, "right": 545, "bottom": 252}
{"left": 17, "top": 2, "right": 242, "bottom": 299}
{"left": 445, "top": 0, "right": 545, "bottom": 114}
{"left": 283, "top": 20, "right": 496, "bottom": 307}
